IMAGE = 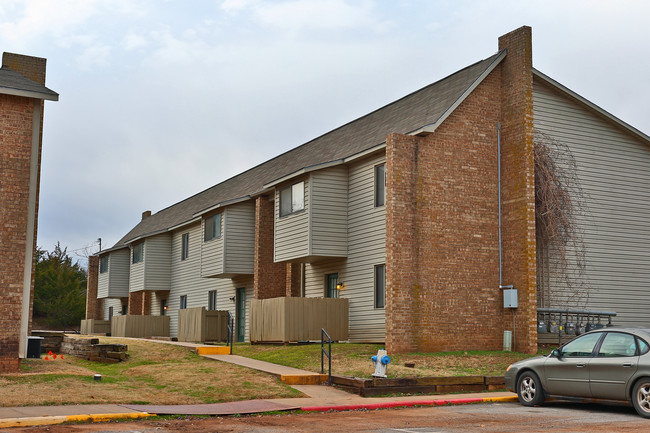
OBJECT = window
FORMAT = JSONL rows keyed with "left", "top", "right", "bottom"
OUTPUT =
{"left": 375, "top": 264, "right": 386, "bottom": 308}
{"left": 204, "top": 213, "right": 222, "bottom": 241}
{"left": 161, "top": 299, "right": 168, "bottom": 316}
{"left": 326, "top": 273, "right": 339, "bottom": 299}
{"left": 598, "top": 333, "right": 637, "bottom": 357}
{"left": 375, "top": 164, "right": 385, "bottom": 207}
{"left": 208, "top": 290, "right": 217, "bottom": 310}
{"left": 121, "top": 304, "right": 128, "bottom": 315}
{"left": 108, "top": 306, "right": 114, "bottom": 319}
{"left": 180, "top": 295, "right": 187, "bottom": 310}
{"left": 132, "top": 242, "right": 144, "bottom": 264}
{"left": 279, "top": 181, "right": 305, "bottom": 217}
{"left": 181, "top": 233, "right": 190, "bottom": 260}
{"left": 99, "top": 256, "right": 109, "bottom": 273}
{"left": 559, "top": 332, "right": 602, "bottom": 357}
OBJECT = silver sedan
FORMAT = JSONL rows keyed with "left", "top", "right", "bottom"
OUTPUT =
{"left": 505, "top": 327, "right": 650, "bottom": 418}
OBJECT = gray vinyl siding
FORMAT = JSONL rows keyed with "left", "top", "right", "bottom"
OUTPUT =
{"left": 224, "top": 203, "right": 255, "bottom": 275}
{"left": 302, "top": 154, "right": 386, "bottom": 342}
{"left": 346, "top": 154, "right": 386, "bottom": 342}
{"left": 143, "top": 234, "right": 172, "bottom": 292}
{"left": 310, "top": 166, "right": 348, "bottom": 257}
{"left": 200, "top": 213, "right": 224, "bottom": 277}
{"left": 129, "top": 246, "right": 145, "bottom": 292}
{"left": 103, "top": 298, "right": 124, "bottom": 320}
{"left": 98, "top": 249, "right": 130, "bottom": 298}
{"left": 533, "top": 77, "right": 650, "bottom": 327}
{"left": 274, "top": 177, "right": 310, "bottom": 261}
{"left": 168, "top": 222, "right": 253, "bottom": 339}
{"left": 201, "top": 202, "right": 255, "bottom": 277}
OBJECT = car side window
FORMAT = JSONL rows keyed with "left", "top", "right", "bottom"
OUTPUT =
{"left": 637, "top": 337, "right": 650, "bottom": 355}
{"left": 597, "top": 332, "right": 636, "bottom": 357}
{"left": 560, "top": 332, "right": 602, "bottom": 357}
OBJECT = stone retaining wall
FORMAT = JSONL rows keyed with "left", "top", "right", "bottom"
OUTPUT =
{"left": 60, "top": 336, "right": 128, "bottom": 363}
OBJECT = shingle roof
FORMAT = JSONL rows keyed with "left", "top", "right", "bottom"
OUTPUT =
{"left": 111, "top": 51, "right": 505, "bottom": 250}
{"left": 0, "top": 67, "right": 58, "bottom": 101}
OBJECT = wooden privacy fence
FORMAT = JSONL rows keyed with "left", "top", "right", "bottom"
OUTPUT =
{"left": 111, "top": 315, "right": 170, "bottom": 338}
{"left": 80, "top": 319, "right": 111, "bottom": 335}
{"left": 177, "top": 307, "right": 229, "bottom": 343}
{"left": 250, "top": 297, "right": 348, "bottom": 343}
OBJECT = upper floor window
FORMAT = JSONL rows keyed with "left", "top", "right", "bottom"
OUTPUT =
{"left": 181, "top": 233, "right": 190, "bottom": 260}
{"left": 204, "top": 213, "right": 222, "bottom": 241}
{"left": 280, "top": 181, "right": 305, "bottom": 217}
{"left": 132, "top": 242, "right": 144, "bottom": 264}
{"left": 375, "top": 164, "right": 385, "bottom": 207}
{"left": 375, "top": 264, "right": 386, "bottom": 308}
{"left": 99, "top": 256, "right": 109, "bottom": 273}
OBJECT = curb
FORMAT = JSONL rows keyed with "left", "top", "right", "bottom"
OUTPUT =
{"left": 0, "top": 412, "right": 152, "bottom": 429}
{"left": 301, "top": 395, "right": 518, "bottom": 412}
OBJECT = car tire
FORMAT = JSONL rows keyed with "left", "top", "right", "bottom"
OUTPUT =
{"left": 517, "top": 371, "right": 545, "bottom": 406}
{"left": 632, "top": 378, "right": 650, "bottom": 418}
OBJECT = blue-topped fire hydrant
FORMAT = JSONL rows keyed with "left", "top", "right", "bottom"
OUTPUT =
{"left": 371, "top": 349, "right": 390, "bottom": 378}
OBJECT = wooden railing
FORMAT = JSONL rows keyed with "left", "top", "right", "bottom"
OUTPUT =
{"left": 250, "top": 297, "right": 348, "bottom": 343}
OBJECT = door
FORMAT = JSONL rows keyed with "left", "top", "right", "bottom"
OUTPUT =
{"left": 236, "top": 287, "right": 246, "bottom": 342}
{"left": 543, "top": 332, "right": 603, "bottom": 397}
{"left": 326, "top": 273, "right": 339, "bottom": 299}
{"left": 589, "top": 332, "right": 639, "bottom": 400}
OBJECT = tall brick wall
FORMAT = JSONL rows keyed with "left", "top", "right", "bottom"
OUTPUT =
{"left": 253, "top": 195, "right": 286, "bottom": 299}
{"left": 0, "top": 53, "right": 48, "bottom": 372}
{"left": 386, "top": 67, "right": 503, "bottom": 353}
{"left": 85, "top": 256, "right": 103, "bottom": 320}
{"left": 385, "top": 26, "right": 537, "bottom": 354}
{"left": 498, "top": 26, "right": 537, "bottom": 354}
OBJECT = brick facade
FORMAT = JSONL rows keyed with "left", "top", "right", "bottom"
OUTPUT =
{"left": 386, "top": 26, "right": 537, "bottom": 354}
{"left": 85, "top": 256, "right": 103, "bottom": 320}
{"left": 285, "top": 263, "right": 302, "bottom": 297}
{"left": 253, "top": 195, "right": 286, "bottom": 299}
{"left": 128, "top": 290, "right": 151, "bottom": 315}
{"left": 0, "top": 53, "right": 49, "bottom": 372}
{"left": 498, "top": 26, "right": 538, "bottom": 354}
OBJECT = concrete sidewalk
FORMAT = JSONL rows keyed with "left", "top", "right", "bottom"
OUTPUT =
{"left": 0, "top": 339, "right": 518, "bottom": 428}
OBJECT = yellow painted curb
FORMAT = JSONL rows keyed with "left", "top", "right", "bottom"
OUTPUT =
{"left": 482, "top": 395, "right": 519, "bottom": 403}
{"left": 197, "top": 346, "right": 232, "bottom": 355}
{"left": 281, "top": 374, "right": 328, "bottom": 385}
{"left": 66, "top": 412, "right": 153, "bottom": 423}
{"left": 0, "top": 416, "right": 67, "bottom": 428}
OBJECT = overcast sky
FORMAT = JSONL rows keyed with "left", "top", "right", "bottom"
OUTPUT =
{"left": 2, "top": 0, "right": 649, "bottom": 266}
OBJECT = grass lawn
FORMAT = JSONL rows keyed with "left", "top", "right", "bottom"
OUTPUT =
{"left": 0, "top": 337, "right": 301, "bottom": 407}
{"left": 233, "top": 343, "right": 538, "bottom": 378}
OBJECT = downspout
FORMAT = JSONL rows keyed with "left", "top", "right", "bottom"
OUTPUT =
{"left": 498, "top": 122, "right": 516, "bottom": 351}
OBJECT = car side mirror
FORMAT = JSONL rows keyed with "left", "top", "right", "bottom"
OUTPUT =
{"left": 552, "top": 349, "right": 562, "bottom": 358}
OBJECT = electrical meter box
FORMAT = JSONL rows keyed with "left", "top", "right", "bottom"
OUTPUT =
{"left": 503, "top": 288, "right": 518, "bottom": 308}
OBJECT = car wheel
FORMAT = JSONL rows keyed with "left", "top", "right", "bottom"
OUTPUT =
{"left": 632, "top": 378, "right": 650, "bottom": 418}
{"left": 517, "top": 371, "right": 544, "bottom": 406}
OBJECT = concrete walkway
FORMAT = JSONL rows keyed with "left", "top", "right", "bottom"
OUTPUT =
{"left": 0, "top": 338, "right": 519, "bottom": 428}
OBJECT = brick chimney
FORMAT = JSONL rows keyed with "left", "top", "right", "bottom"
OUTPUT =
{"left": 142, "top": 210, "right": 152, "bottom": 220}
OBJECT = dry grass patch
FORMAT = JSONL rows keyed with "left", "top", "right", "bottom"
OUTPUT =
{"left": 0, "top": 336, "right": 301, "bottom": 407}
{"left": 234, "top": 343, "right": 536, "bottom": 378}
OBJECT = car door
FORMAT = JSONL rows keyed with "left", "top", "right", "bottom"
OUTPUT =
{"left": 589, "top": 332, "right": 639, "bottom": 400}
{"left": 543, "top": 332, "right": 603, "bottom": 397}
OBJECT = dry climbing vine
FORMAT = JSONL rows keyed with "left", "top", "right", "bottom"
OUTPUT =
{"left": 534, "top": 130, "right": 589, "bottom": 307}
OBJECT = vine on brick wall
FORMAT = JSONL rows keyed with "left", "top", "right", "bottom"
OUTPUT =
{"left": 534, "top": 130, "right": 589, "bottom": 307}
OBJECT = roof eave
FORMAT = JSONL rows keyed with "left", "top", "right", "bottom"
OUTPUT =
{"left": 0, "top": 86, "right": 58, "bottom": 101}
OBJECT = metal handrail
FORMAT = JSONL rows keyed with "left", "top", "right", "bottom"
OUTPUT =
{"left": 321, "top": 328, "right": 332, "bottom": 385}
{"left": 227, "top": 311, "right": 235, "bottom": 353}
